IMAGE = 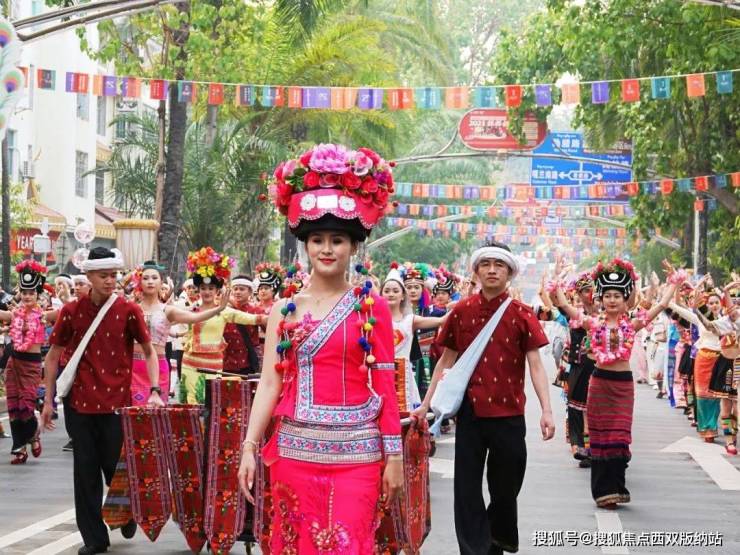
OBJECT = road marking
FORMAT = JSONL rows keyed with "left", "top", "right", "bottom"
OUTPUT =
{"left": 661, "top": 435, "right": 740, "bottom": 490}
{"left": 594, "top": 511, "right": 629, "bottom": 554}
{"left": 429, "top": 457, "right": 455, "bottom": 478}
{"left": 26, "top": 532, "right": 82, "bottom": 555}
{"left": 0, "top": 509, "right": 76, "bottom": 549}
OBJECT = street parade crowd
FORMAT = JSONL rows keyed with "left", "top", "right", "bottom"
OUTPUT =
{"left": 0, "top": 143, "right": 737, "bottom": 555}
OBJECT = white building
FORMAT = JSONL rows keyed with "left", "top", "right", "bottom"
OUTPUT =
{"left": 6, "top": 1, "right": 146, "bottom": 273}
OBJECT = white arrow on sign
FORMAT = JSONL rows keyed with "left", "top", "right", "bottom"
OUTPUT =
{"left": 661, "top": 435, "right": 740, "bottom": 490}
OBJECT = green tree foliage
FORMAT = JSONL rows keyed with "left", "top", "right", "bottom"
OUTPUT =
{"left": 489, "top": 0, "right": 739, "bottom": 278}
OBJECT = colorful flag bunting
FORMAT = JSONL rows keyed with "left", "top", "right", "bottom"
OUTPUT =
{"left": 65, "top": 72, "right": 89, "bottom": 93}
{"left": 387, "top": 88, "right": 413, "bottom": 110}
{"left": 560, "top": 82, "right": 580, "bottom": 105}
{"left": 149, "top": 79, "right": 168, "bottom": 100}
{"left": 535, "top": 85, "right": 552, "bottom": 107}
{"left": 621, "top": 79, "right": 640, "bottom": 102}
{"left": 178, "top": 81, "right": 197, "bottom": 103}
{"left": 591, "top": 81, "right": 609, "bottom": 104}
{"left": 37, "top": 69, "right": 55, "bottom": 90}
{"left": 731, "top": 172, "right": 740, "bottom": 188}
{"left": 686, "top": 74, "right": 705, "bottom": 98}
{"left": 505, "top": 85, "right": 523, "bottom": 107}
{"left": 103, "top": 76, "right": 117, "bottom": 97}
{"left": 236, "top": 85, "right": 254, "bottom": 106}
{"left": 415, "top": 87, "right": 442, "bottom": 110}
{"left": 121, "top": 77, "right": 140, "bottom": 98}
{"left": 660, "top": 179, "right": 674, "bottom": 195}
{"left": 208, "top": 83, "right": 224, "bottom": 105}
{"left": 716, "top": 71, "right": 733, "bottom": 94}
{"left": 474, "top": 87, "right": 497, "bottom": 108}
{"left": 694, "top": 175, "right": 708, "bottom": 191}
{"left": 357, "top": 88, "right": 383, "bottom": 109}
{"left": 445, "top": 86, "right": 469, "bottom": 109}
{"left": 260, "top": 86, "right": 283, "bottom": 107}
{"left": 651, "top": 77, "right": 670, "bottom": 99}
{"left": 330, "top": 87, "right": 358, "bottom": 110}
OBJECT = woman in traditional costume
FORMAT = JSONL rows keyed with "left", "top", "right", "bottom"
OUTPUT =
{"left": 553, "top": 259, "right": 683, "bottom": 508}
{"left": 250, "top": 263, "right": 284, "bottom": 367}
{"left": 380, "top": 268, "right": 448, "bottom": 413}
{"left": 179, "top": 248, "right": 266, "bottom": 404}
{"left": 0, "top": 260, "right": 48, "bottom": 464}
{"left": 670, "top": 287, "right": 739, "bottom": 453}
{"left": 238, "top": 143, "right": 403, "bottom": 553}
{"left": 128, "top": 260, "right": 231, "bottom": 406}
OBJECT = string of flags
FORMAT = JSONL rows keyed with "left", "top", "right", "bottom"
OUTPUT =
{"left": 407, "top": 227, "right": 631, "bottom": 248}
{"left": 385, "top": 218, "right": 630, "bottom": 238}
{"left": 391, "top": 201, "right": 633, "bottom": 218}
{"left": 25, "top": 67, "right": 738, "bottom": 110}
{"left": 394, "top": 172, "right": 739, "bottom": 201}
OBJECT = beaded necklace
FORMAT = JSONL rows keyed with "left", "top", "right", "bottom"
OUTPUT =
{"left": 589, "top": 312, "right": 635, "bottom": 365}
{"left": 274, "top": 262, "right": 378, "bottom": 375}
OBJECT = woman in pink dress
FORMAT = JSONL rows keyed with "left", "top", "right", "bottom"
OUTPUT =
{"left": 238, "top": 144, "right": 402, "bottom": 553}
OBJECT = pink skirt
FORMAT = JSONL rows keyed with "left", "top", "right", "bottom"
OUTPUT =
{"left": 131, "top": 354, "right": 169, "bottom": 406}
{"left": 268, "top": 457, "right": 382, "bottom": 554}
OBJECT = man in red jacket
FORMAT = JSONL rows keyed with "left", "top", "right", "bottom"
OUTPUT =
{"left": 414, "top": 240, "right": 555, "bottom": 555}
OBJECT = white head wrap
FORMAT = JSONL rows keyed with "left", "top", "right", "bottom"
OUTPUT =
{"left": 72, "top": 274, "right": 90, "bottom": 285}
{"left": 182, "top": 279, "right": 194, "bottom": 289}
{"left": 232, "top": 277, "right": 255, "bottom": 290}
{"left": 55, "top": 275, "right": 74, "bottom": 288}
{"left": 470, "top": 246, "right": 520, "bottom": 278}
{"left": 81, "top": 255, "right": 125, "bottom": 272}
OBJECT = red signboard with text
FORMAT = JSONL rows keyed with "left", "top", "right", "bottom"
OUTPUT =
{"left": 458, "top": 109, "right": 547, "bottom": 151}
{"left": 11, "top": 228, "right": 59, "bottom": 263}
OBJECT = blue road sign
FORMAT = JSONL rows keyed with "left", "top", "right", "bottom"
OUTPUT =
{"left": 530, "top": 132, "right": 632, "bottom": 186}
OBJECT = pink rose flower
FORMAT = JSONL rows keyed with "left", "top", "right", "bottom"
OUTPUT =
{"left": 349, "top": 150, "right": 373, "bottom": 176}
{"left": 309, "top": 143, "right": 349, "bottom": 174}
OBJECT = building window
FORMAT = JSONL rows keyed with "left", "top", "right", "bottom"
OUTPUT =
{"left": 96, "top": 96, "right": 107, "bottom": 136}
{"left": 95, "top": 164, "right": 105, "bottom": 204}
{"left": 75, "top": 151, "right": 89, "bottom": 197}
{"left": 76, "top": 93, "right": 89, "bottom": 121}
{"left": 115, "top": 118, "right": 132, "bottom": 140}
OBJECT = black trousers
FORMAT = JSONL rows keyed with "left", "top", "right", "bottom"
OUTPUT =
{"left": 64, "top": 404, "right": 123, "bottom": 548}
{"left": 454, "top": 397, "right": 527, "bottom": 555}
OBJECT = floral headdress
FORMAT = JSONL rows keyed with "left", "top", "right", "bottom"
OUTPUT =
{"left": 255, "top": 262, "right": 285, "bottom": 293}
{"left": 433, "top": 264, "right": 459, "bottom": 295}
{"left": 15, "top": 259, "right": 47, "bottom": 293}
{"left": 592, "top": 258, "right": 638, "bottom": 299}
{"left": 186, "top": 247, "right": 234, "bottom": 286}
{"left": 270, "top": 143, "right": 394, "bottom": 239}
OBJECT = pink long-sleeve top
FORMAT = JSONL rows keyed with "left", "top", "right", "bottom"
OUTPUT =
{"left": 264, "top": 290, "right": 402, "bottom": 465}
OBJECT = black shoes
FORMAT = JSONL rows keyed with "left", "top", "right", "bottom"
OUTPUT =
{"left": 62, "top": 439, "right": 74, "bottom": 452}
{"left": 121, "top": 519, "right": 137, "bottom": 539}
{"left": 78, "top": 546, "right": 108, "bottom": 555}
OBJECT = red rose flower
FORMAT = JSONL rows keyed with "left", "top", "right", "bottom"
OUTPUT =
{"left": 321, "top": 173, "right": 340, "bottom": 187}
{"left": 299, "top": 150, "right": 313, "bottom": 166}
{"left": 358, "top": 147, "right": 380, "bottom": 165}
{"left": 373, "top": 187, "right": 389, "bottom": 208}
{"left": 361, "top": 177, "right": 378, "bottom": 194}
{"left": 341, "top": 172, "right": 362, "bottom": 190}
{"left": 273, "top": 162, "right": 285, "bottom": 180}
{"left": 303, "top": 171, "right": 320, "bottom": 189}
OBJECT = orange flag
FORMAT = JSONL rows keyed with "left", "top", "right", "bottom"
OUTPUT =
{"left": 686, "top": 74, "right": 705, "bottom": 98}
{"left": 560, "top": 83, "right": 580, "bottom": 105}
